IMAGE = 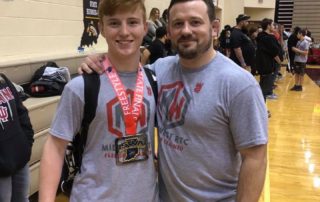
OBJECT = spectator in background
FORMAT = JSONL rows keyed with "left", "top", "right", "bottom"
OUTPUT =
{"left": 143, "top": 8, "right": 163, "bottom": 46}
{"left": 141, "top": 26, "right": 168, "bottom": 65}
{"left": 290, "top": 29, "right": 310, "bottom": 91}
{"left": 256, "top": 18, "right": 282, "bottom": 102}
{"left": 219, "top": 25, "right": 232, "bottom": 57}
{"left": 287, "top": 26, "right": 301, "bottom": 72}
{"left": 248, "top": 26, "right": 259, "bottom": 75}
{"left": 230, "top": 14, "right": 252, "bottom": 69}
{"left": 159, "top": 9, "right": 168, "bottom": 27}
{"left": 0, "top": 73, "right": 34, "bottom": 202}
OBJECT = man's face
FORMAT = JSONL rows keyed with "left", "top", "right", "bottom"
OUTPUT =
{"left": 99, "top": 8, "right": 147, "bottom": 59}
{"left": 167, "top": 1, "right": 214, "bottom": 59}
{"left": 240, "top": 20, "right": 249, "bottom": 29}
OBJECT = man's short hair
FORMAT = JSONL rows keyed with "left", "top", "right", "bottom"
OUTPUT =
{"left": 168, "top": 0, "right": 215, "bottom": 22}
{"left": 261, "top": 18, "right": 273, "bottom": 31}
{"left": 98, "top": 0, "right": 146, "bottom": 22}
{"left": 236, "top": 14, "right": 250, "bottom": 24}
{"left": 156, "top": 27, "right": 167, "bottom": 38}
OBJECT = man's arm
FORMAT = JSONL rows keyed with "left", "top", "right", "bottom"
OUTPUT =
{"left": 39, "top": 135, "right": 68, "bottom": 202}
{"left": 234, "top": 47, "right": 246, "bottom": 68}
{"left": 236, "top": 144, "right": 267, "bottom": 202}
{"left": 78, "top": 54, "right": 105, "bottom": 74}
{"left": 141, "top": 49, "right": 151, "bottom": 65}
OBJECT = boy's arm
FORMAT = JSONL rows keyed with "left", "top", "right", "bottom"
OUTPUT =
{"left": 292, "top": 47, "right": 308, "bottom": 56}
{"left": 39, "top": 135, "right": 68, "bottom": 202}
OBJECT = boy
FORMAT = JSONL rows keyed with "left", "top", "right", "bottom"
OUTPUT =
{"left": 290, "top": 29, "right": 309, "bottom": 91}
{"left": 39, "top": 0, "right": 159, "bottom": 201}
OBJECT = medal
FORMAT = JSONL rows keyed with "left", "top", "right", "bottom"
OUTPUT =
{"left": 115, "top": 134, "right": 149, "bottom": 164}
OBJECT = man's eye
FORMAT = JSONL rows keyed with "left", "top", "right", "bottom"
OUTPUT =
{"left": 190, "top": 21, "right": 201, "bottom": 26}
{"left": 173, "top": 22, "right": 183, "bottom": 28}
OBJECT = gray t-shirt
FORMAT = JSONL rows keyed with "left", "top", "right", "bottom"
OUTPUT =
{"left": 294, "top": 39, "right": 309, "bottom": 63}
{"left": 50, "top": 70, "right": 159, "bottom": 202}
{"left": 150, "top": 52, "right": 268, "bottom": 202}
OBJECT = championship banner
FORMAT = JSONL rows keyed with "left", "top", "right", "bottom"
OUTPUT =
{"left": 80, "top": 0, "right": 100, "bottom": 48}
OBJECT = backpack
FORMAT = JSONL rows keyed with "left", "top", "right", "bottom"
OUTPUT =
{"left": 59, "top": 68, "right": 158, "bottom": 196}
{"left": 29, "top": 62, "right": 71, "bottom": 97}
{"left": 59, "top": 72, "right": 100, "bottom": 195}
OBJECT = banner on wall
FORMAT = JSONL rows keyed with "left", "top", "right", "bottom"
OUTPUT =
{"left": 80, "top": 0, "right": 100, "bottom": 48}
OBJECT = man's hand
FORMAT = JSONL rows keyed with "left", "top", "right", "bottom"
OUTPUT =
{"left": 78, "top": 54, "right": 105, "bottom": 74}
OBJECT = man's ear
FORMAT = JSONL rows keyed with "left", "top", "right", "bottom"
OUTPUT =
{"left": 212, "top": 19, "right": 220, "bottom": 38}
{"left": 99, "top": 22, "right": 105, "bottom": 38}
{"left": 166, "top": 25, "right": 171, "bottom": 40}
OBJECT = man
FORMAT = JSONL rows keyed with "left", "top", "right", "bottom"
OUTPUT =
{"left": 39, "top": 0, "right": 159, "bottom": 201}
{"left": 141, "top": 26, "right": 168, "bottom": 65}
{"left": 230, "top": 14, "right": 252, "bottom": 69}
{"left": 290, "top": 29, "right": 309, "bottom": 91}
{"left": 256, "top": 18, "right": 282, "bottom": 102}
{"left": 79, "top": 0, "right": 268, "bottom": 201}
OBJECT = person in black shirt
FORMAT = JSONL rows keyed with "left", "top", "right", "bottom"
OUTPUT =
{"left": 141, "top": 26, "right": 168, "bottom": 65}
{"left": 287, "top": 26, "right": 301, "bottom": 72}
{"left": 0, "top": 74, "right": 34, "bottom": 202}
{"left": 230, "top": 14, "right": 252, "bottom": 68}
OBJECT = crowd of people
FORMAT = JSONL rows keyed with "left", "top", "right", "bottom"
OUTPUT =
{"left": 217, "top": 14, "right": 312, "bottom": 116}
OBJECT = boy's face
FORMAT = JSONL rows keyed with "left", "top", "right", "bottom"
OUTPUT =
{"left": 100, "top": 8, "right": 147, "bottom": 59}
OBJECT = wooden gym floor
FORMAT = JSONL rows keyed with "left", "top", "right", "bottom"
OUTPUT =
{"left": 31, "top": 65, "right": 320, "bottom": 202}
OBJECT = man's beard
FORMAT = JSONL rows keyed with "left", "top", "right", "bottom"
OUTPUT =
{"left": 175, "top": 31, "right": 212, "bottom": 59}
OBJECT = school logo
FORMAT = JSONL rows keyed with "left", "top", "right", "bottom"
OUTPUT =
{"left": 158, "top": 81, "right": 191, "bottom": 129}
{"left": 107, "top": 89, "right": 150, "bottom": 137}
{"left": 0, "top": 106, "right": 9, "bottom": 123}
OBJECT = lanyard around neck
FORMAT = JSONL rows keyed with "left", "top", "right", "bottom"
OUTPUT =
{"left": 103, "top": 58, "right": 144, "bottom": 136}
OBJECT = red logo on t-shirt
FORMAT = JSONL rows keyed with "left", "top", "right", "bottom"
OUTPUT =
{"left": 158, "top": 81, "right": 191, "bottom": 129}
{"left": 194, "top": 82, "right": 204, "bottom": 93}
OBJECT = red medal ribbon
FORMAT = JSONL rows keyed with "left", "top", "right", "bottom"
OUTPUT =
{"left": 103, "top": 58, "right": 144, "bottom": 136}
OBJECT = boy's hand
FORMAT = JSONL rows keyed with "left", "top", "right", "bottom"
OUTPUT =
{"left": 78, "top": 54, "right": 105, "bottom": 74}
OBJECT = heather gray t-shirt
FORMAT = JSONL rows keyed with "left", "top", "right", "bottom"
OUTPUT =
{"left": 294, "top": 39, "right": 309, "bottom": 63}
{"left": 150, "top": 52, "right": 268, "bottom": 202}
{"left": 50, "top": 70, "right": 159, "bottom": 202}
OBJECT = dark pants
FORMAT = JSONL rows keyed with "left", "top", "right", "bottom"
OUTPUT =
{"left": 260, "top": 73, "right": 274, "bottom": 102}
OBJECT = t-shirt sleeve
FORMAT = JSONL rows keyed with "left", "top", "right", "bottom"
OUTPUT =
{"left": 49, "top": 78, "right": 84, "bottom": 141}
{"left": 229, "top": 84, "right": 268, "bottom": 150}
{"left": 302, "top": 41, "right": 310, "bottom": 51}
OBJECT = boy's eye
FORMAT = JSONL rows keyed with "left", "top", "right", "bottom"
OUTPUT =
{"left": 128, "top": 20, "right": 139, "bottom": 26}
{"left": 108, "top": 21, "right": 120, "bottom": 26}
